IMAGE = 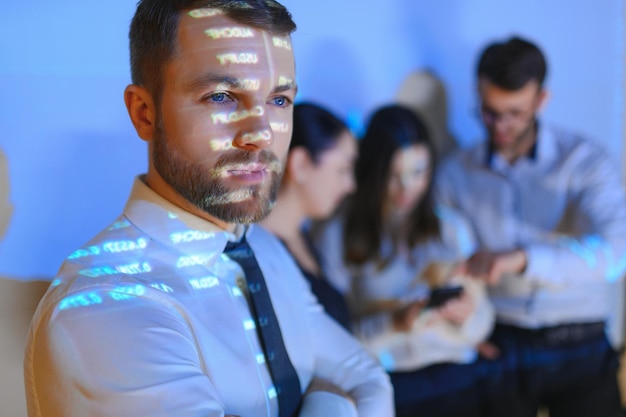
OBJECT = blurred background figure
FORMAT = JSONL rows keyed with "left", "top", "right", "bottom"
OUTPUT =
{"left": 437, "top": 36, "right": 626, "bottom": 417}
{"left": 0, "top": 150, "right": 13, "bottom": 238}
{"left": 0, "top": 149, "right": 49, "bottom": 417}
{"left": 313, "top": 105, "right": 494, "bottom": 417}
{"left": 396, "top": 69, "right": 457, "bottom": 158}
{"left": 261, "top": 102, "right": 357, "bottom": 331}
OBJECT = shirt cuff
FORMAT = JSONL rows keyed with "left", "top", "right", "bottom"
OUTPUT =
{"left": 299, "top": 391, "right": 358, "bottom": 417}
{"left": 523, "top": 244, "right": 553, "bottom": 284}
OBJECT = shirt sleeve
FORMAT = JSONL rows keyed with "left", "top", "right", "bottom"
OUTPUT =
{"left": 524, "top": 146, "right": 626, "bottom": 286}
{"left": 300, "top": 299, "right": 395, "bottom": 417}
{"left": 436, "top": 205, "right": 477, "bottom": 259}
{"left": 248, "top": 224, "right": 395, "bottom": 417}
{"left": 300, "top": 392, "right": 358, "bottom": 417}
{"left": 27, "top": 291, "right": 227, "bottom": 417}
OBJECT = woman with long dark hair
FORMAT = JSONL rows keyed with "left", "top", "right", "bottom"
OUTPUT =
{"left": 261, "top": 102, "right": 357, "bottom": 331}
{"left": 314, "top": 104, "right": 494, "bottom": 417}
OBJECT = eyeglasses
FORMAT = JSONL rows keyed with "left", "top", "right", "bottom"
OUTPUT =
{"left": 476, "top": 104, "right": 536, "bottom": 127}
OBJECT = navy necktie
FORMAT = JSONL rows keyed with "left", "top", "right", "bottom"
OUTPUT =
{"left": 224, "top": 236, "right": 302, "bottom": 417}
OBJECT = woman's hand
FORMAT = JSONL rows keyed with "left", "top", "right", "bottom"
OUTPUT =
{"left": 436, "top": 291, "right": 474, "bottom": 325}
{"left": 392, "top": 299, "right": 427, "bottom": 332}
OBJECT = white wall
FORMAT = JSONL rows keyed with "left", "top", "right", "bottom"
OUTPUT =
{"left": 0, "top": 0, "right": 623, "bottom": 280}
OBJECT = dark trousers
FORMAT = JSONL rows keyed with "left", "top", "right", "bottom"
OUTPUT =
{"left": 483, "top": 323, "right": 622, "bottom": 417}
{"left": 390, "top": 359, "right": 489, "bottom": 417}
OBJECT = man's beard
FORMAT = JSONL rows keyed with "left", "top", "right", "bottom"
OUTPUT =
{"left": 489, "top": 116, "right": 537, "bottom": 152}
{"left": 152, "top": 120, "right": 282, "bottom": 225}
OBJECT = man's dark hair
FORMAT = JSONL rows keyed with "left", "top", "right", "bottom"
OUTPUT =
{"left": 129, "top": 0, "right": 296, "bottom": 101}
{"left": 477, "top": 36, "right": 547, "bottom": 90}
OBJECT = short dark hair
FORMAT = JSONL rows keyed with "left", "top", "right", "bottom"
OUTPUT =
{"left": 129, "top": 0, "right": 296, "bottom": 101}
{"left": 343, "top": 105, "right": 440, "bottom": 266}
{"left": 291, "top": 102, "right": 349, "bottom": 163}
{"left": 477, "top": 36, "right": 547, "bottom": 90}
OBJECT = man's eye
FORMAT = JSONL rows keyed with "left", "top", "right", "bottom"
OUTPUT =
{"left": 209, "top": 92, "right": 229, "bottom": 103}
{"left": 271, "top": 96, "right": 288, "bottom": 107}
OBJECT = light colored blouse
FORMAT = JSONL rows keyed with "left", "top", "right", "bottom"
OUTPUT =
{"left": 315, "top": 206, "right": 494, "bottom": 372}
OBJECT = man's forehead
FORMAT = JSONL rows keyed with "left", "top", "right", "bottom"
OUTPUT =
{"left": 179, "top": 10, "right": 292, "bottom": 50}
{"left": 175, "top": 10, "right": 294, "bottom": 77}
{"left": 479, "top": 79, "right": 540, "bottom": 105}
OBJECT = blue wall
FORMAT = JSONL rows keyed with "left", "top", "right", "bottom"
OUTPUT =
{"left": 0, "top": 0, "right": 623, "bottom": 279}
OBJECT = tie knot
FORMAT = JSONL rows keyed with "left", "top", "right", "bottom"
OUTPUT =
{"left": 224, "top": 236, "right": 252, "bottom": 260}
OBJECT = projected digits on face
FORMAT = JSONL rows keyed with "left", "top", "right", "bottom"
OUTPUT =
{"left": 272, "top": 36, "right": 291, "bottom": 51}
{"left": 278, "top": 76, "right": 293, "bottom": 87}
{"left": 240, "top": 79, "right": 260, "bottom": 91}
{"left": 216, "top": 53, "right": 259, "bottom": 65}
{"left": 210, "top": 138, "right": 234, "bottom": 152}
{"left": 211, "top": 106, "right": 264, "bottom": 125}
{"left": 188, "top": 8, "right": 224, "bottom": 18}
{"left": 148, "top": 11, "right": 295, "bottom": 225}
{"left": 205, "top": 27, "right": 255, "bottom": 39}
{"left": 241, "top": 129, "right": 271, "bottom": 144}
{"left": 270, "top": 122, "right": 289, "bottom": 133}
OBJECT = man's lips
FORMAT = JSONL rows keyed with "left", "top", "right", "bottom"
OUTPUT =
{"left": 224, "top": 163, "right": 268, "bottom": 181}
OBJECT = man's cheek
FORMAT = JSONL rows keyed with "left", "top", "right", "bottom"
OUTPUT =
{"left": 270, "top": 120, "right": 290, "bottom": 134}
{"left": 274, "top": 130, "right": 293, "bottom": 161}
{"left": 190, "top": 121, "right": 236, "bottom": 152}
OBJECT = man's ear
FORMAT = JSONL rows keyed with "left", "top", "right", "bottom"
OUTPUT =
{"left": 124, "top": 84, "right": 157, "bottom": 141}
{"left": 286, "top": 147, "right": 313, "bottom": 184}
{"left": 536, "top": 88, "right": 550, "bottom": 113}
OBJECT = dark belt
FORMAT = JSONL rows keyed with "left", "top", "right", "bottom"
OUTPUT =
{"left": 496, "top": 321, "right": 606, "bottom": 348}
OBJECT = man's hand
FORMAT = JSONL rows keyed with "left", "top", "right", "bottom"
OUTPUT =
{"left": 392, "top": 299, "right": 427, "bottom": 332}
{"left": 457, "top": 249, "right": 527, "bottom": 285}
{"left": 306, "top": 377, "right": 355, "bottom": 406}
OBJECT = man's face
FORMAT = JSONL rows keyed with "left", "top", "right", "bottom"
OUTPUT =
{"left": 478, "top": 78, "right": 544, "bottom": 152}
{"left": 153, "top": 10, "right": 296, "bottom": 224}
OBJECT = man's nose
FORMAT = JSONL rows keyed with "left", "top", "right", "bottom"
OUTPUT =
{"left": 232, "top": 106, "right": 273, "bottom": 151}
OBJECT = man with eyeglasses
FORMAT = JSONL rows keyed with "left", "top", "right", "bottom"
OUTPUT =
{"left": 436, "top": 36, "right": 626, "bottom": 416}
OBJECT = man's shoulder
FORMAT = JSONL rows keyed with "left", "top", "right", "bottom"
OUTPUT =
{"left": 438, "top": 142, "right": 486, "bottom": 177}
{"left": 247, "top": 225, "right": 298, "bottom": 270}
{"left": 41, "top": 214, "right": 229, "bottom": 316}
{"left": 545, "top": 125, "right": 606, "bottom": 156}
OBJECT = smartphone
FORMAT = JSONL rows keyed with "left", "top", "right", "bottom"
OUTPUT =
{"left": 425, "top": 286, "right": 464, "bottom": 308}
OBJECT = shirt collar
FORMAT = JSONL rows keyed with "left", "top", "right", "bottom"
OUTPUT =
{"left": 484, "top": 121, "right": 555, "bottom": 168}
{"left": 123, "top": 176, "right": 249, "bottom": 251}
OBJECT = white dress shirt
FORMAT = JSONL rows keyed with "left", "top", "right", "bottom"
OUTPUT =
{"left": 314, "top": 207, "right": 494, "bottom": 372}
{"left": 436, "top": 124, "right": 626, "bottom": 328}
{"left": 24, "top": 177, "right": 393, "bottom": 417}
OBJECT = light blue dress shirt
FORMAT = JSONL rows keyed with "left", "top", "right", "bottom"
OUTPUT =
{"left": 436, "top": 125, "right": 626, "bottom": 328}
{"left": 24, "top": 177, "right": 393, "bottom": 417}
